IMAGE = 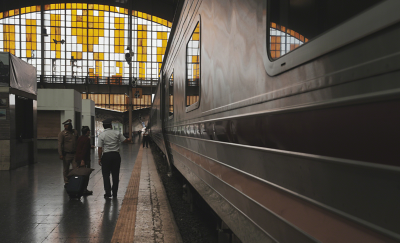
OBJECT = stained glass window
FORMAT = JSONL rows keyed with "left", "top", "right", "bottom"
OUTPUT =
{"left": 0, "top": 3, "right": 172, "bottom": 81}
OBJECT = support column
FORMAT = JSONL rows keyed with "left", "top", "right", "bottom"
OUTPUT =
{"left": 128, "top": 0, "right": 133, "bottom": 142}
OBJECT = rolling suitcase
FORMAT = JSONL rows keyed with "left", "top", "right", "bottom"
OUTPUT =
{"left": 65, "top": 175, "right": 89, "bottom": 199}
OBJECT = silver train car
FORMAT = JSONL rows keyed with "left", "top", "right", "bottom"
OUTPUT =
{"left": 150, "top": 0, "right": 400, "bottom": 242}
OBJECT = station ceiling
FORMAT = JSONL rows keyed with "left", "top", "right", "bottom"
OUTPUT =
{"left": 0, "top": 0, "right": 179, "bottom": 22}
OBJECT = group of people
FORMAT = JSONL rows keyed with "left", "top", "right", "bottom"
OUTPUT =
{"left": 58, "top": 118, "right": 131, "bottom": 198}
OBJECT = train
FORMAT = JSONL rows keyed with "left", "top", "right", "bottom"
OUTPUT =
{"left": 149, "top": 0, "right": 400, "bottom": 242}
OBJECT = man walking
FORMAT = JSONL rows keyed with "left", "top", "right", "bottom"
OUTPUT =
{"left": 58, "top": 119, "right": 78, "bottom": 187}
{"left": 98, "top": 119, "right": 131, "bottom": 198}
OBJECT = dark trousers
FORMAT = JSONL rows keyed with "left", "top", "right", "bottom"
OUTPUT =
{"left": 143, "top": 136, "right": 149, "bottom": 147}
{"left": 101, "top": 152, "right": 121, "bottom": 195}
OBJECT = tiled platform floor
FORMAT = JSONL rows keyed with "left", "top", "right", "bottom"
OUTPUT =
{"left": 0, "top": 138, "right": 140, "bottom": 243}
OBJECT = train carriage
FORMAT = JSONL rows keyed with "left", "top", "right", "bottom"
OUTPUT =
{"left": 150, "top": 0, "right": 400, "bottom": 242}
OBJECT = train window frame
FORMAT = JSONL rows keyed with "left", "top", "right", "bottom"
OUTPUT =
{"left": 185, "top": 17, "right": 201, "bottom": 113}
{"left": 265, "top": 0, "right": 400, "bottom": 76}
{"left": 168, "top": 70, "right": 174, "bottom": 120}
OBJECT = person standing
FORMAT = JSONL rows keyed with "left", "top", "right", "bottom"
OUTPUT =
{"left": 75, "top": 126, "right": 93, "bottom": 195}
{"left": 58, "top": 119, "right": 78, "bottom": 186}
{"left": 142, "top": 127, "right": 149, "bottom": 148}
{"left": 98, "top": 119, "right": 131, "bottom": 198}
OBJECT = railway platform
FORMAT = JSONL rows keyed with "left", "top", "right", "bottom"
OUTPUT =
{"left": 0, "top": 138, "right": 181, "bottom": 243}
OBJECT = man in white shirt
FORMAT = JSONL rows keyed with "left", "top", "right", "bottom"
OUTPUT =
{"left": 98, "top": 118, "right": 131, "bottom": 198}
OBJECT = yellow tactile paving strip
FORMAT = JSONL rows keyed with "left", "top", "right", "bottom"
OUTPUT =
{"left": 111, "top": 146, "right": 143, "bottom": 243}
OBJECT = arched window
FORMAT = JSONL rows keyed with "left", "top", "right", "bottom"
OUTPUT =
{"left": 0, "top": 3, "right": 172, "bottom": 81}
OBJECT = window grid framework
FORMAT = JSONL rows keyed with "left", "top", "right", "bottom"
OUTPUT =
{"left": 0, "top": 3, "right": 172, "bottom": 82}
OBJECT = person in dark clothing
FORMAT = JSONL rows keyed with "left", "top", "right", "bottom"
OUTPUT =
{"left": 143, "top": 127, "right": 149, "bottom": 148}
{"left": 75, "top": 126, "right": 93, "bottom": 195}
{"left": 98, "top": 119, "right": 131, "bottom": 198}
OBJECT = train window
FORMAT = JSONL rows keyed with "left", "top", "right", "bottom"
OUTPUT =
{"left": 186, "top": 21, "right": 200, "bottom": 112}
{"left": 268, "top": 0, "right": 384, "bottom": 60}
{"left": 169, "top": 71, "right": 174, "bottom": 117}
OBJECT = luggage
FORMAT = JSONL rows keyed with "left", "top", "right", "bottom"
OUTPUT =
{"left": 65, "top": 175, "right": 89, "bottom": 199}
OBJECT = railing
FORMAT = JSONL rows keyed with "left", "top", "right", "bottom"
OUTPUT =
{"left": 37, "top": 75, "right": 159, "bottom": 86}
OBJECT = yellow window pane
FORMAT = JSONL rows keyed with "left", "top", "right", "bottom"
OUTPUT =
{"left": 26, "top": 50, "right": 31, "bottom": 57}
{"left": 137, "top": 54, "right": 142, "bottom": 62}
{"left": 77, "top": 28, "right": 82, "bottom": 35}
{"left": 27, "top": 42, "right": 32, "bottom": 49}
{"left": 56, "top": 51, "right": 61, "bottom": 59}
{"left": 143, "top": 39, "right": 147, "bottom": 46}
{"left": 83, "top": 45, "right": 87, "bottom": 52}
{"left": 94, "top": 37, "right": 99, "bottom": 45}
{"left": 51, "top": 43, "right": 55, "bottom": 51}
{"left": 138, "top": 32, "right": 142, "bottom": 38}
{"left": 157, "top": 55, "right": 162, "bottom": 62}
{"left": 32, "top": 35, "right": 37, "bottom": 43}
{"left": 77, "top": 36, "right": 82, "bottom": 43}
{"left": 77, "top": 22, "right": 82, "bottom": 28}
{"left": 88, "top": 23, "right": 94, "bottom": 28}
{"left": 99, "top": 29, "right": 104, "bottom": 36}
{"left": 89, "top": 37, "right": 94, "bottom": 44}
{"left": 88, "top": 45, "right": 93, "bottom": 52}
{"left": 115, "top": 38, "right": 120, "bottom": 45}
{"left": 77, "top": 52, "right": 82, "bottom": 59}
{"left": 72, "top": 52, "right": 76, "bottom": 58}
{"left": 157, "top": 47, "right": 163, "bottom": 55}
{"left": 67, "top": 3, "right": 71, "bottom": 9}
{"left": 77, "top": 3, "right": 83, "bottom": 9}
{"left": 89, "top": 29, "right": 93, "bottom": 36}
{"left": 99, "top": 53, "right": 104, "bottom": 60}
{"left": 162, "top": 40, "right": 167, "bottom": 47}
{"left": 193, "top": 33, "right": 199, "bottom": 41}
{"left": 94, "top": 53, "right": 99, "bottom": 60}
{"left": 72, "top": 28, "right": 76, "bottom": 35}
{"left": 162, "top": 32, "right": 167, "bottom": 39}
